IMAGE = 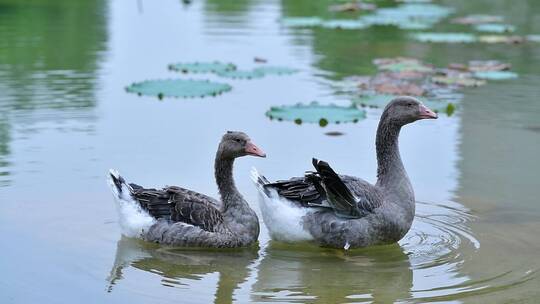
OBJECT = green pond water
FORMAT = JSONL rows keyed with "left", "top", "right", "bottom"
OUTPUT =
{"left": 1, "top": 0, "right": 539, "bottom": 303}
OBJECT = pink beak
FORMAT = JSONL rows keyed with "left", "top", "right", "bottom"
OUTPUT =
{"left": 418, "top": 104, "right": 438, "bottom": 119}
{"left": 245, "top": 141, "right": 266, "bottom": 158}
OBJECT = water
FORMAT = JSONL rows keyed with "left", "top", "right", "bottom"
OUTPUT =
{"left": 1, "top": 0, "right": 539, "bottom": 303}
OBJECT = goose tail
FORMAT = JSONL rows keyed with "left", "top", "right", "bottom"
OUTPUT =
{"left": 250, "top": 167, "right": 272, "bottom": 197}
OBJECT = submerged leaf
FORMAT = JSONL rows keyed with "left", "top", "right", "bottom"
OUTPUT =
{"left": 412, "top": 32, "right": 477, "bottom": 43}
{"left": 473, "top": 71, "right": 518, "bottom": 80}
{"left": 126, "top": 79, "right": 232, "bottom": 99}
{"left": 266, "top": 102, "right": 366, "bottom": 126}
{"left": 168, "top": 61, "right": 236, "bottom": 73}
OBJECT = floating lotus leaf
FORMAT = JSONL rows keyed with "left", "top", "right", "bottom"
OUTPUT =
{"left": 215, "top": 69, "right": 265, "bottom": 79}
{"left": 432, "top": 76, "right": 486, "bottom": 87}
{"left": 328, "top": 2, "right": 376, "bottom": 12}
{"left": 452, "top": 14, "right": 504, "bottom": 25}
{"left": 266, "top": 102, "right": 366, "bottom": 127}
{"left": 374, "top": 4, "right": 453, "bottom": 20}
{"left": 374, "top": 57, "right": 433, "bottom": 73}
{"left": 253, "top": 66, "right": 299, "bottom": 75}
{"left": 474, "top": 23, "right": 515, "bottom": 33}
{"left": 473, "top": 71, "right": 518, "bottom": 80}
{"left": 352, "top": 94, "right": 455, "bottom": 114}
{"left": 412, "top": 32, "right": 477, "bottom": 43}
{"left": 168, "top": 61, "right": 236, "bottom": 74}
{"left": 280, "top": 17, "right": 322, "bottom": 27}
{"left": 478, "top": 35, "right": 525, "bottom": 44}
{"left": 126, "top": 79, "right": 232, "bottom": 99}
{"left": 467, "top": 60, "right": 511, "bottom": 72}
{"left": 320, "top": 19, "right": 368, "bottom": 30}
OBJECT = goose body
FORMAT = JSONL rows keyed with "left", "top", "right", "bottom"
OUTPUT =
{"left": 253, "top": 97, "right": 437, "bottom": 249}
{"left": 109, "top": 131, "right": 265, "bottom": 248}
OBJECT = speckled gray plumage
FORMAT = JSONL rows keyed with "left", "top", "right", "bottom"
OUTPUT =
{"left": 262, "top": 97, "right": 435, "bottom": 248}
{"left": 112, "top": 132, "right": 261, "bottom": 248}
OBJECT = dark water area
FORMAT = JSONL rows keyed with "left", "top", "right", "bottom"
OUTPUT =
{"left": 1, "top": 0, "right": 539, "bottom": 303}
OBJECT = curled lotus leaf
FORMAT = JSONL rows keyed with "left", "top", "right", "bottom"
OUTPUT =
{"left": 126, "top": 79, "right": 232, "bottom": 99}
{"left": 280, "top": 17, "right": 322, "bottom": 27}
{"left": 320, "top": 19, "right": 368, "bottom": 30}
{"left": 265, "top": 102, "right": 366, "bottom": 127}
{"left": 452, "top": 14, "right": 504, "bottom": 25}
{"left": 478, "top": 35, "right": 525, "bottom": 44}
{"left": 473, "top": 23, "right": 515, "bottom": 33}
{"left": 467, "top": 60, "right": 511, "bottom": 72}
{"left": 216, "top": 69, "right": 265, "bottom": 79}
{"left": 168, "top": 61, "right": 236, "bottom": 73}
{"left": 374, "top": 57, "right": 433, "bottom": 73}
{"left": 253, "top": 66, "right": 299, "bottom": 75}
{"left": 412, "top": 32, "right": 477, "bottom": 43}
{"left": 473, "top": 71, "right": 518, "bottom": 80}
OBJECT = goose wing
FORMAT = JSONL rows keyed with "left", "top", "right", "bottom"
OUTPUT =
{"left": 264, "top": 158, "right": 382, "bottom": 218}
{"left": 130, "top": 184, "right": 225, "bottom": 232}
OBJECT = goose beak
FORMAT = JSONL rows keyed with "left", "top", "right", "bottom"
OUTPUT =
{"left": 418, "top": 104, "right": 438, "bottom": 119}
{"left": 245, "top": 141, "right": 266, "bottom": 158}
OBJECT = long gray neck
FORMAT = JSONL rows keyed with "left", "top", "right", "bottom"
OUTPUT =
{"left": 375, "top": 116, "right": 414, "bottom": 209}
{"left": 214, "top": 154, "right": 243, "bottom": 212}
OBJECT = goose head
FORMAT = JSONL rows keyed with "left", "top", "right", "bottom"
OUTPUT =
{"left": 218, "top": 131, "right": 266, "bottom": 159}
{"left": 382, "top": 96, "right": 438, "bottom": 126}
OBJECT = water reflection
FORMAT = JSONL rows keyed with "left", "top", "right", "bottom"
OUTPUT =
{"left": 253, "top": 243, "right": 412, "bottom": 303}
{"left": 108, "top": 237, "right": 259, "bottom": 304}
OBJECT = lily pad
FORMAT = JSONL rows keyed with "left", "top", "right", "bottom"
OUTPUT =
{"left": 473, "top": 23, "right": 515, "bottom": 33}
{"left": 280, "top": 17, "right": 322, "bottom": 27}
{"left": 320, "top": 19, "right": 368, "bottom": 30}
{"left": 473, "top": 71, "right": 518, "bottom": 80}
{"left": 412, "top": 32, "right": 477, "bottom": 43}
{"left": 168, "top": 61, "right": 236, "bottom": 74}
{"left": 478, "top": 35, "right": 525, "bottom": 44}
{"left": 527, "top": 35, "right": 540, "bottom": 42}
{"left": 452, "top": 14, "right": 504, "bottom": 25}
{"left": 253, "top": 66, "right": 299, "bottom": 75}
{"left": 374, "top": 57, "right": 433, "bottom": 73}
{"left": 352, "top": 94, "right": 455, "bottom": 114}
{"left": 126, "top": 79, "right": 232, "bottom": 99}
{"left": 432, "top": 76, "right": 486, "bottom": 87}
{"left": 215, "top": 69, "right": 265, "bottom": 79}
{"left": 266, "top": 102, "right": 366, "bottom": 127}
{"left": 328, "top": 2, "right": 376, "bottom": 12}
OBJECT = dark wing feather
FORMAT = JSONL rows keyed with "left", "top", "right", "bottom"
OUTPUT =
{"left": 130, "top": 184, "right": 225, "bottom": 233}
{"left": 263, "top": 158, "right": 382, "bottom": 218}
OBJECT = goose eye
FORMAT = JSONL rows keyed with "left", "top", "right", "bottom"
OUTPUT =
{"left": 407, "top": 102, "right": 414, "bottom": 107}
{"left": 234, "top": 138, "right": 242, "bottom": 143}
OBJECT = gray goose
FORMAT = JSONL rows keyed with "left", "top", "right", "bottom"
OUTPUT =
{"left": 109, "top": 131, "right": 265, "bottom": 248}
{"left": 252, "top": 97, "right": 437, "bottom": 249}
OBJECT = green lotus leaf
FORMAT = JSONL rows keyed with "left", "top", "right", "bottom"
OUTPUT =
{"left": 432, "top": 76, "right": 486, "bottom": 87}
{"left": 215, "top": 69, "right": 265, "bottom": 79}
{"left": 320, "top": 19, "right": 368, "bottom": 30}
{"left": 168, "top": 61, "right": 236, "bottom": 74}
{"left": 452, "top": 14, "right": 504, "bottom": 25}
{"left": 473, "top": 71, "right": 518, "bottom": 80}
{"left": 266, "top": 102, "right": 366, "bottom": 127}
{"left": 473, "top": 23, "right": 515, "bottom": 33}
{"left": 412, "top": 32, "right": 477, "bottom": 43}
{"left": 253, "top": 66, "right": 299, "bottom": 75}
{"left": 352, "top": 94, "right": 455, "bottom": 114}
{"left": 280, "top": 17, "right": 322, "bottom": 27}
{"left": 126, "top": 79, "right": 232, "bottom": 99}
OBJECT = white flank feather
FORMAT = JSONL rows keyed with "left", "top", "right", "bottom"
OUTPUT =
{"left": 108, "top": 170, "right": 156, "bottom": 238}
{"left": 251, "top": 168, "right": 314, "bottom": 242}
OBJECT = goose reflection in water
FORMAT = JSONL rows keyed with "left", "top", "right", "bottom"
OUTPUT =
{"left": 107, "top": 236, "right": 259, "bottom": 303}
{"left": 251, "top": 241, "right": 412, "bottom": 303}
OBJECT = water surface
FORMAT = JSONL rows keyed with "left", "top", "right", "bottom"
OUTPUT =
{"left": 1, "top": 0, "right": 539, "bottom": 303}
